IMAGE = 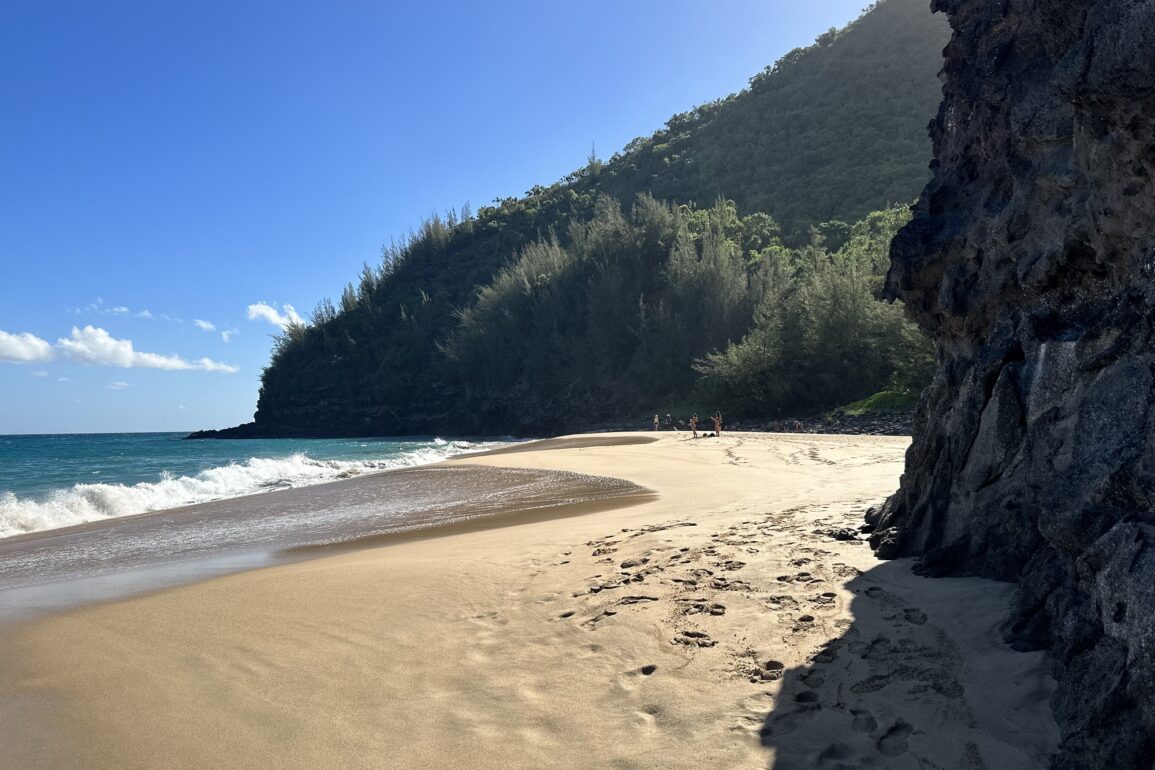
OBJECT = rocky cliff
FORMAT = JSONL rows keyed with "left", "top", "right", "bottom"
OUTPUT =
{"left": 869, "top": 1, "right": 1155, "bottom": 766}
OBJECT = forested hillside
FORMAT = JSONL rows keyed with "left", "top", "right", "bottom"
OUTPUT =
{"left": 198, "top": 0, "right": 949, "bottom": 438}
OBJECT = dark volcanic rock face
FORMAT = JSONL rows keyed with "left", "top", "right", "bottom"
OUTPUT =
{"left": 871, "top": 0, "right": 1155, "bottom": 766}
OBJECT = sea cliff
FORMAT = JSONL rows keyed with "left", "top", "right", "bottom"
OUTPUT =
{"left": 870, "top": 1, "right": 1155, "bottom": 766}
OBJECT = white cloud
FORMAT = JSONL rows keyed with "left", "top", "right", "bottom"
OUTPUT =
{"left": 247, "top": 301, "right": 303, "bottom": 329}
{"left": 57, "top": 326, "right": 238, "bottom": 373}
{"left": 193, "top": 319, "right": 216, "bottom": 332}
{"left": 31, "top": 370, "right": 49, "bottom": 378}
{"left": 221, "top": 329, "right": 237, "bottom": 343}
{"left": 0, "top": 330, "right": 55, "bottom": 363}
{"left": 178, "top": 404, "right": 188, "bottom": 410}
{"left": 107, "top": 381, "right": 132, "bottom": 390}
{"left": 71, "top": 299, "right": 159, "bottom": 321}
{"left": 57, "top": 377, "right": 71, "bottom": 382}
{"left": 195, "top": 357, "right": 240, "bottom": 373}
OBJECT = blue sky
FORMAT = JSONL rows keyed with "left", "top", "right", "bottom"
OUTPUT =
{"left": 1, "top": 0, "right": 874, "bottom": 434}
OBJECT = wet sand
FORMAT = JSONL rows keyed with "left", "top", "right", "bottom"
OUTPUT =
{"left": 0, "top": 432, "right": 1059, "bottom": 769}
{"left": 0, "top": 461, "right": 649, "bottom": 619}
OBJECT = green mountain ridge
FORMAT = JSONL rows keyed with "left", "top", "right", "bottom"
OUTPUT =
{"left": 197, "top": 0, "right": 949, "bottom": 439}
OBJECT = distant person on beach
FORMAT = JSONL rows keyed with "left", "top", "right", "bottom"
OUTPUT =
{"left": 690, "top": 413, "right": 699, "bottom": 438}
{"left": 665, "top": 413, "right": 673, "bottom": 430}
{"left": 653, "top": 415, "right": 660, "bottom": 431}
{"left": 713, "top": 411, "right": 722, "bottom": 437}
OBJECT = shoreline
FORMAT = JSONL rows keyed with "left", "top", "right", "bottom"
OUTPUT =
{"left": 0, "top": 434, "right": 519, "bottom": 543}
{"left": 0, "top": 438, "right": 654, "bottom": 620}
{"left": 0, "top": 432, "right": 1059, "bottom": 769}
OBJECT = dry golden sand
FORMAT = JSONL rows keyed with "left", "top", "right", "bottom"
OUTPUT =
{"left": 0, "top": 432, "right": 1059, "bottom": 769}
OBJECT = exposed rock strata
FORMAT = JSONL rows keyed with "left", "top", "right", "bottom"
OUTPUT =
{"left": 870, "top": 1, "right": 1155, "bottom": 766}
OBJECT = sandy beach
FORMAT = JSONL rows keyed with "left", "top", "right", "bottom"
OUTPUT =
{"left": 0, "top": 432, "right": 1059, "bottom": 769}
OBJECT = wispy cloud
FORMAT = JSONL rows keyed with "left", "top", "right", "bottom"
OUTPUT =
{"left": 221, "top": 329, "right": 238, "bottom": 343}
{"left": 57, "top": 326, "right": 239, "bottom": 373}
{"left": 30, "top": 370, "right": 50, "bottom": 378}
{"left": 107, "top": 381, "right": 132, "bottom": 390}
{"left": 247, "top": 301, "right": 303, "bottom": 330}
{"left": 71, "top": 299, "right": 161, "bottom": 322}
{"left": 0, "top": 330, "right": 54, "bottom": 363}
{"left": 193, "top": 319, "right": 216, "bottom": 332}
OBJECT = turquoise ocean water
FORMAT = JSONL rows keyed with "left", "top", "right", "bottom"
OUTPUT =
{"left": 0, "top": 432, "right": 511, "bottom": 540}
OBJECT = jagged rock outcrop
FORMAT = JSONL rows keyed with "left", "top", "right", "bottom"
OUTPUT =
{"left": 869, "top": 1, "right": 1155, "bottom": 766}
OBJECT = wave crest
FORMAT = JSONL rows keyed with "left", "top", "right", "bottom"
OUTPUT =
{"left": 0, "top": 440, "right": 500, "bottom": 539}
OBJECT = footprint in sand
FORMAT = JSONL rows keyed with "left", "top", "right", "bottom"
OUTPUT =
{"left": 850, "top": 708, "right": 877, "bottom": 732}
{"left": 811, "top": 643, "right": 839, "bottom": 663}
{"left": 627, "top": 521, "right": 696, "bottom": 538}
{"left": 710, "top": 575, "right": 750, "bottom": 591}
{"left": 617, "top": 663, "right": 658, "bottom": 691}
{"left": 748, "top": 659, "right": 785, "bottom": 683}
{"left": 587, "top": 580, "right": 624, "bottom": 594}
{"left": 581, "top": 607, "right": 622, "bottom": 628}
{"left": 629, "top": 702, "right": 667, "bottom": 730}
{"left": 903, "top": 607, "right": 928, "bottom": 625}
{"left": 832, "top": 563, "right": 862, "bottom": 578}
{"left": 615, "top": 664, "right": 659, "bottom": 701}
{"left": 791, "top": 614, "right": 817, "bottom": 634}
{"left": 672, "top": 630, "right": 717, "bottom": 648}
{"left": 816, "top": 743, "right": 858, "bottom": 766}
{"left": 727, "top": 713, "right": 766, "bottom": 736}
{"left": 800, "top": 670, "right": 826, "bottom": 688}
{"left": 862, "top": 584, "right": 904, "bottom": 607}
{"left": 877, "top": 719, "right": 915, "bottom": 757}
{"left": 617, "top": 595, "right": 659, "bottom": 606}
{"left": 680, "top": 599, "right": 726, "bottom": 616}
{"left": 760, "top": 700, "right": 821, "bottom": 739}
{"left": 850, "top": 664, "right": 964, "bottom": 699}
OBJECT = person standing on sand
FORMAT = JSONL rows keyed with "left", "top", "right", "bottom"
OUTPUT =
{"left": 713, "top": 411, "right": 722, "bottom": 437}
{"left": 653, "top": 415, "right": 660, "bottom": 431}
{"left": 690, "top": 413, "right": 699, "bottom": 438}
{"left": 665, "top": 413, "right": 674, "bottom": 430}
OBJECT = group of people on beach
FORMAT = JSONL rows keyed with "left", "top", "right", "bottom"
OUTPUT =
{"left": 653, "top": 411, "right": 723, "bottom": 438}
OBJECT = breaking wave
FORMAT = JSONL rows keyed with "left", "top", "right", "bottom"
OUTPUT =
{"left": 0, "top": 439, "right": 502, "bottom": 539}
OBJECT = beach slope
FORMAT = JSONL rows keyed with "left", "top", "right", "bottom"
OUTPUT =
{"left": 0, "top": 432, "right": 1058, "bottom": 769}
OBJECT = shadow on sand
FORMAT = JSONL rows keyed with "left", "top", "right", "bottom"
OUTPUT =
{"left": 758, "top": 559, "right": 1059, "bottom": 769}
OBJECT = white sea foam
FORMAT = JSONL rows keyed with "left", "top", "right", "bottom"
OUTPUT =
{"left": 0, "top": 439, "right": 505, "bottom": 539}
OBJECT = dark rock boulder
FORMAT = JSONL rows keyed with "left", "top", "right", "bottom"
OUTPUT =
{"left": 872, "top": 0, "right": 1155, "bottom": 766}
